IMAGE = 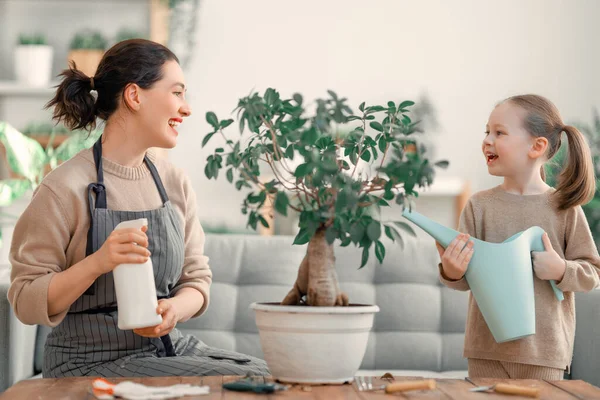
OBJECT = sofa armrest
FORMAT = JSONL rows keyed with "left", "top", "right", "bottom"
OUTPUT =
{"left": 0, "top": 269, "right": 37, "bottom": 391}
{"left": 571, "top": 290, "right": 600, "bottom": 386}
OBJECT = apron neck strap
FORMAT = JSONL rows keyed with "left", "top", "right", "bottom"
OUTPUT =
{"left": 92, "top": 138, "right": 104, "bottom": 185}
{"left": 144, "top": 155, "right": 169, "bottom": 205}
{"left": 89, "top": 138, "right": 107, "bottom": 210}
{"left": 90, "top": 137, "right": 169, "bottom": 208}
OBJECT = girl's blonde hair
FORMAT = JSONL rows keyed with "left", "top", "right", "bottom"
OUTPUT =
{"left": 505, "top": 94, "right": 595, "bottom": 210}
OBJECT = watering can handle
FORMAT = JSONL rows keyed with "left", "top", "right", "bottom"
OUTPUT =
{"left": 549, "top": 280, "right": 564, "bottom": 301}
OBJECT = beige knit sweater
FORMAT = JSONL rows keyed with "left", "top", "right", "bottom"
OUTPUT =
{"left": 8, "top": 148, "right": 212, "bottom": 327}
{"left": 440, "top": 186, "right": 600, "bottom": 370}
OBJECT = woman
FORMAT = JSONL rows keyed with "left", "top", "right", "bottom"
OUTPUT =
{"left": 8, "top": 39, "right": 269, "bottom": 378}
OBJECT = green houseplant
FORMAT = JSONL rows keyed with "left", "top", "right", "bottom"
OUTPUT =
{"left": 545, "top": 109, "right": 600, "bottom": 248}
{"left": 202, "top": 89, "right": 447, "bottom": 383}
{"left": 204, "top": 89, "right": 447, "bottom": 306}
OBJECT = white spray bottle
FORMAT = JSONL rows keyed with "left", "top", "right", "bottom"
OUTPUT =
{"left": 112, "top": 218, "right": 163, "bottom": 330}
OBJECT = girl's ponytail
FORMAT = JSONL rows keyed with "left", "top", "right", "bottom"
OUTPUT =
{"left": 554, "top": 125, "right": 596, "bottom": 210}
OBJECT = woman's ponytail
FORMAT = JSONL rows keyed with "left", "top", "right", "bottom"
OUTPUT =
{"left": 45, "top": 61, "right": 97, "bottom": 131}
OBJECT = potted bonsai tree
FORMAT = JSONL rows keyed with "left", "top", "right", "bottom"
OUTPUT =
{"left": 203, "top": 89, "right": 447, "bottom": 383}
{"left": 14, "top": 33, "right": 53, "bottom": 86}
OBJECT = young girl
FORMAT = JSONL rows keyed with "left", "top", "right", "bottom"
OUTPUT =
{"left": 437, "top": 94, "right": 600, "bottom": 380}
{"left": 8, "top": 39, "right": 268, "bottom": 378}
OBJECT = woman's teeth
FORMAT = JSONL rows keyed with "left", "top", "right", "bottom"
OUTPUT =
{"left": 168, "top": 120, "right": 180, "bottom": 127}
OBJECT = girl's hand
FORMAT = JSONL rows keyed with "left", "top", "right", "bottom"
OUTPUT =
{"left": 91, "top": 226, "right": 150, "bottom": 275}
{"left": 436, "top": 233, "right": 474, "bottom": 281}
{"left": 532, "top": 233, "right": 566, "bottom": 281}
{"left": 133, "top": 299, "right": 180, "bottom": 338}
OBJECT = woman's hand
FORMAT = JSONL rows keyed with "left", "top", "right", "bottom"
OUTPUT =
{"left": 532, "top": 232, "right": 566, "bottom": 281}
{"left": 436, "top": 233, "right": 474, "bottom": 281}
{"left": 134, "top": 299, "right": 180, "bottom": 338}
{"left": 91, "top": 226, "right": 150, "bottom": 275}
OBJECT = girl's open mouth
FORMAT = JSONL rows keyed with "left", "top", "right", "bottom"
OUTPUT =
{"left": 486, "top": 153, "right": 498, "bottom": 165}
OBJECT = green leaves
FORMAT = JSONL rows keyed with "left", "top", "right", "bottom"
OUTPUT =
{"left": 293, "top": 93, "right": 303, "bottom": 106}
{"left": 204, "top": 154, "right": 222, "bottom": 179}
{"left": 366, "top": 220, "right": 381, "bottom": 241}
{"left": 360, "top": 245, "right": 370, "bottom": 268}
{"left": 293, "top": 228, "right": 310, "bottom": 245}
{"left": 398, "top": 100, "right": 415, "bottom": 110}
{"left": 274, "top": 191, "right": 289, "bottom": 216}
{"left": 294, "top": 163, "right": 311, "bottom": 178}
{"left": 369, "top": 121, "right": 384, "bottom": 132}
{"left": 360, "top": 150, "right": 371, "bottom": 162}
{"left": 220, "top": 119, "right": 234, "bottom": 129}
{"left": 202, "top": 132, "right": 215, "bottom": 148}
{"left": 375, "top": 240, "right": 385, "bottom": 264}
{"left": 202, "top": 89, "right": 447, "bottom": 271}
{"left": 206, "top": 112, "right": 219, "bottom": 129}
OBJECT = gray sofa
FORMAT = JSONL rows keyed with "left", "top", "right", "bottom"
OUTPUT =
{"left": 1, "top": 233, "right": 599, "bottom": 392}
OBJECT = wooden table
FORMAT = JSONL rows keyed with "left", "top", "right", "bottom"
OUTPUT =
{"left": 1, "top": 375, "right": 599, "bottom": 399}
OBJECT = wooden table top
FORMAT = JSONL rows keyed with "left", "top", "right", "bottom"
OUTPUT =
{"left": 1, "top": 375, "right": 599, "bottom": 399}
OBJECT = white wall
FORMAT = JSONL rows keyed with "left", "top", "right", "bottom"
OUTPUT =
{"left": 171, "top": 0, "right": 600, "bottom": 229}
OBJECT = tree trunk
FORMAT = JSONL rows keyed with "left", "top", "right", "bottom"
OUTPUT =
{"left": 281, "top": 228, "right": 349, "bottom": 306}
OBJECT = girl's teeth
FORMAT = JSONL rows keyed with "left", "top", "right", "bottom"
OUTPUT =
{"left": 168, "top": 121, "right": 180, "bottom": 127}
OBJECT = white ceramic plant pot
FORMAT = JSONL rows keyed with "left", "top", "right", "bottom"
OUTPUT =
{"left": 251, "top": 302, "right": 379, "bottom": 384}
{"left": 14, "top": 45, "right": 53, "bottom": 86}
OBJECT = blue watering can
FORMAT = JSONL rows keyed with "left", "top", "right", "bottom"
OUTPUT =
{"left": 402, "top": 209, "right": 564, "bottom": 343}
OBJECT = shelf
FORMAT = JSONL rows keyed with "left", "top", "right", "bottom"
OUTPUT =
{"left": 0, "top": 81, "right": 58, "bottom": 96}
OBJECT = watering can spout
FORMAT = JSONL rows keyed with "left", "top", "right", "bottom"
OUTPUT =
{"left": 401, "top": 209, "right": 459, "bottom": 247}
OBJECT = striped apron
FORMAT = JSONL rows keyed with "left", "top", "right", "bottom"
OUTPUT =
{"left": 43, "top": 138, "right": 269, "bottom": 377}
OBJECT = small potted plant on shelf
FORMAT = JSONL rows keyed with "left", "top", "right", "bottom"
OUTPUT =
{"left": 14, "top": 33, "right": 53, "bottom": 86}
{"left": 203, "top": 88, "right": 448, "bottom": 383}
{"left": 68, "top": 30, "right": 107, "bottom": 77}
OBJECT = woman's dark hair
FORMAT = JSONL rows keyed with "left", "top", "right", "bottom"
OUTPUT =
{"left": 45, "top": 39, "right": 179, "bottom": 131}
